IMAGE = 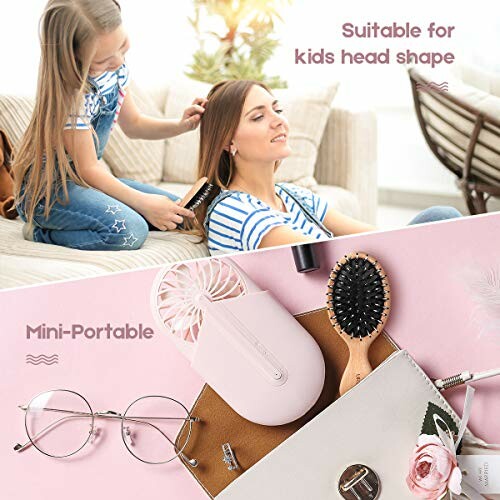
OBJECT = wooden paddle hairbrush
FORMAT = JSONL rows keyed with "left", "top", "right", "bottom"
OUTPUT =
{"left": 180, "top": 177, "right": 214, "bottom": 211}
{"left": 326, "top": 252, "right": 391, "bottom": 395}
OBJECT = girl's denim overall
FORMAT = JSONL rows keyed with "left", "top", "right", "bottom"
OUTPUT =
{"left": 17, "top": 73, "right": 178, "bottom": 251}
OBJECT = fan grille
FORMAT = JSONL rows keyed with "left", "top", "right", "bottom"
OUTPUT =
{"left": 155, "top": 259, "right": 247, "bottom": 343}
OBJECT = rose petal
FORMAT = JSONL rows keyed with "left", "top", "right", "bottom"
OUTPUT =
{"left": 448, "top": 466, "right": 463, "bottom": 495}
{"left": 417, "top": 434, "right": 444, "bottom": 448}
{"left": 406, "top": 475, "right": 438, "bottom": 498}
{"left": 415, "top": 457, "right": 432, "bottom": 479}
{"left": 434, "top": 482, "right": 449, "bottom": 499}
{"left": 430, "top": 446, "right": 453, "bottom": 478}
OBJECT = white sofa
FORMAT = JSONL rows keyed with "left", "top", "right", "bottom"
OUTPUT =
{"left": 0, "top": 79, "right": 377, "bottom": 289}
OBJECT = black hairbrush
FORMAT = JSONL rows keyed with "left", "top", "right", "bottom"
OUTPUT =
{"left": 181, "top": 177, "right": 215, "bottom": 211}
{"left": 326, "top": 252, "right": 391, "bottom": 395}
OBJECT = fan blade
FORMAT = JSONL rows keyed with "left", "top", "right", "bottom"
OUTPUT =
{"left": 196, "top": 261, "right": 211, "bottom": 295}
{"left": 210, "top": 263, "right": 243, "bottom": 299}
{"left": 173, "top": 264, "right": 196, "bottom": 289}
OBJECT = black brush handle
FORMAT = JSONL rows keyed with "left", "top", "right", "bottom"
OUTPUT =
{"left": 292, "top": 244, "right": 320, "bottom": 273}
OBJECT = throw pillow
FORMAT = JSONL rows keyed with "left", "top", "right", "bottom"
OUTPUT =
{"left": 103, "top": 81, "right": 164, "bottom": 184}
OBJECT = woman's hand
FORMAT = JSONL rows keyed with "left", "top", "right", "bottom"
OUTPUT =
{"left": 179, "top": 97, "right": 208, "bottom": 132}
{"left": 136, "top": 193, "right": 195, "bottom": 230}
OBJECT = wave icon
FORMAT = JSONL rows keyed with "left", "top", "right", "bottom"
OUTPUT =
{"left": 26, "top": 354, "right": 59, "bottom": 366}
{"left": 416, "top": 81, "right": 449, "bottom": 93}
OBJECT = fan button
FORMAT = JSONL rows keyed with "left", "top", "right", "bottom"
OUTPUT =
{"left": 252, "top": 342, "right": 285, "bottom": 382}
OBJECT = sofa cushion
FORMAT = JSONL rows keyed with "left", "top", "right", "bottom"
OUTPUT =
{"left": 0, "top": 217, "right": 209, "bottom": 289}
{"left": 0, "top": 253, "right": 106, "bottom": 289}
{"left": 0, "top": 94, "right": 34, "bottom": 149}
{"left": 103, "top": 81, "right": 165, "bottom": 184}
{"left": 162, "top": 79, "right": 212, "bottom": 184}
{"left": 155, "top": 182, "right": 194, "bottom": 202}
{"left": 273, "top": 84, "right": 339, "bottom": 188}
{"left": 453, "top": 63, "right": 500, "bottom": 100}
{"left": 162, "top": 80, "right": 338, "bottom": 189}
{"left": 313, "top": 184, "right": 360, "bottom": 219}
{"left": 414, "top": 66, "right": 500, "bottom": 186}
{"left": 0, "top": 94, "right": 134, "bottom": 177}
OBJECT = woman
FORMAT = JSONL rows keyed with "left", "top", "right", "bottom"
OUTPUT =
{"left": 191, "top": 80, "right": 460, "bottom": 255}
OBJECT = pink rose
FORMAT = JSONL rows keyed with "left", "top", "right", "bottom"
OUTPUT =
{"left": 406, "top": 434, "right": 462, "bottom": 499}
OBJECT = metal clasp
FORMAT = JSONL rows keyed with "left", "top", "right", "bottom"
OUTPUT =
{"left": 338, "top": 464, "right": 380, "bottom": 500}
{"left": 222, "top": 443, "right": 239, "bottom": 471}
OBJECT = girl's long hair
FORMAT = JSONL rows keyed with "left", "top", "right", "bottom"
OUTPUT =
{"left": 13, "top": 0, "right": 122, "bottom": 223}
{"left": 187, "top": 79, "right": 273, "bottom": 241}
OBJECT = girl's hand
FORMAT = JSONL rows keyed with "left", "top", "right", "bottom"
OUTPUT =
{"left": 179, "top": 97, "right": 207, "bottom": 132}
{"left": 137, "top": 194, "right": 195, "bottom": 230}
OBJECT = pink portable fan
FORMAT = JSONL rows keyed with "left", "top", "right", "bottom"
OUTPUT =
{"left": 151, "top": 258, "right": 325, "bottom": 426}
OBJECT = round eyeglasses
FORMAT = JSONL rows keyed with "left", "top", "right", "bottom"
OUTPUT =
{"left": 14, "top": 389, "right": 199, "bottom": 466}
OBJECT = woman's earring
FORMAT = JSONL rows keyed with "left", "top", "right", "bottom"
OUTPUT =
{"left": 231, "top": 147, "right": 237, "bottom": 157}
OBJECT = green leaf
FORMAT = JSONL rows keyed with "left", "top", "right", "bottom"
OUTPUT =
{"left": 420, "top": 402, "right": 463, "bottom": 454}
{"left": 185, "top": 47, "right": 227, "bottom": 84}
{"left": 187, "top": 0, "right": 291, "bottom": 88}
{"left": 421, "top": 402, "right": 459, "bottom": 437}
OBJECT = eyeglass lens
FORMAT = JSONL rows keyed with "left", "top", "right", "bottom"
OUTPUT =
{"left": 122, "top": 396, "right": 192, "bottom": 464}
{"left": 26, "top": 390, "right": 93, "bottom": 458}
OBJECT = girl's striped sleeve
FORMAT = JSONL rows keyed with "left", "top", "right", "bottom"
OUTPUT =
{"left": 64, "top": 94, "right": 94, "bottom": 130}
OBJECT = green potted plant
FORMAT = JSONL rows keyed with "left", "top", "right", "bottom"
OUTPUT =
{"left": 186, "top": 0, "right": 291, "bottom": 88}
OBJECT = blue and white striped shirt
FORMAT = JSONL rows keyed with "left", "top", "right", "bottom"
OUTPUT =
{"left": 206, "top": 183, "right": 331, "bottom": 255}
{"left": 65, "top": 64, "right": 130, "bottom": 130}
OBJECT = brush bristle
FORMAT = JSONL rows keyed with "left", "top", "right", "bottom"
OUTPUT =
{"left": 185, "top": 183, "right": 214, "bottom": 211}
{"left": 327, "top": 254, "right": 390, "bottom": 339}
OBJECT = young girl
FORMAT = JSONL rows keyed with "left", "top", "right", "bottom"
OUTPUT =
{"left": 14, "top": 0, "right": 206, "bottom": 250}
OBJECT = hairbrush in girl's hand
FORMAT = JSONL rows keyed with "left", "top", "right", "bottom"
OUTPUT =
{"left": 180, "top": 177, "right": 214, "bottom": 211}
{"left": 326, "top": 252, "right": 391, "bottom": 395}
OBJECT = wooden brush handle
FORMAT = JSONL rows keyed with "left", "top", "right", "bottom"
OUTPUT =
{"left": 180, "top": 177, "right": 208, "bottom": 208}
{"left": 339, "top": 345, "right": 373, "bottom": 396}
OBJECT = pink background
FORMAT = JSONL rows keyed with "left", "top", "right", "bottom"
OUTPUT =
{"left": 1, "top": 213, "right": 499, "bottom": 499}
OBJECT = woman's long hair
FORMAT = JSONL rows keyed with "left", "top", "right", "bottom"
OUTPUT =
{"left": 13, "top": 0, "right": 122, "bottom": 223}
{"left": 188, "top": 79, "right": 273, "bottom": 241}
